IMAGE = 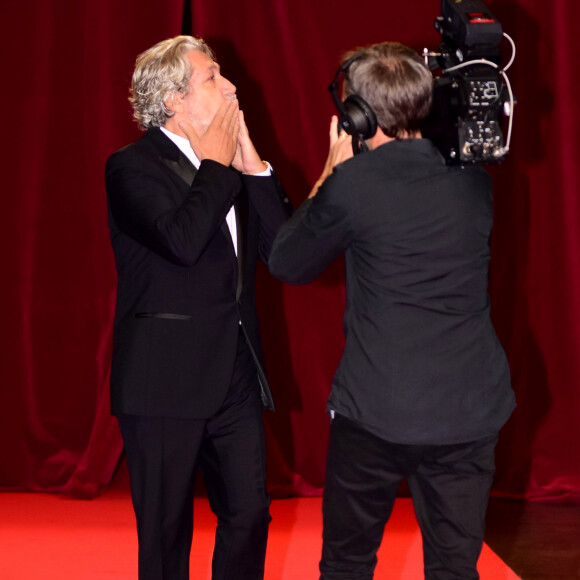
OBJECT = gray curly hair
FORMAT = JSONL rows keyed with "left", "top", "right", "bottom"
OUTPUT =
{"left": 129, "top": 35, "right": 215, "bottom": 130}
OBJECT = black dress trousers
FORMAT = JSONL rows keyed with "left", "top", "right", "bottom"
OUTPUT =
{"left": 320, "top": 414, "right": 498, "bottom": 580}
{"left": 118, "top": 329, "right": 271, "bottom": 580}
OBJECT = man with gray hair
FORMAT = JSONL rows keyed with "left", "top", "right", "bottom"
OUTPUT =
{"left": 106, "top": 35, "right": 291, "bottom": 580}
{"left": 269, "top": 42, "right": 515, "bottom": 579}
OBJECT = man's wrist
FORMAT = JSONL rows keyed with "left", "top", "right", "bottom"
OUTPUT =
{"left": 244, "top": 160, "right": 271, "bottom": 176}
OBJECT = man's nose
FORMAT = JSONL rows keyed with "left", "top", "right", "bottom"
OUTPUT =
{"left": 221, "top": 77, "right": 236, "bottom": 95}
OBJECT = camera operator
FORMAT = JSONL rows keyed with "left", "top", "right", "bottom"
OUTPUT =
{"left": 269, "top": 41, "right": 515, "bottom": 580}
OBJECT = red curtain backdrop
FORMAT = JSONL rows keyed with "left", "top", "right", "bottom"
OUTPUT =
{"left": 1, "top": 0, "right": 578, "bottom": 501}
{"left": 0, "top": 0, "right": 184, "bottom": 496}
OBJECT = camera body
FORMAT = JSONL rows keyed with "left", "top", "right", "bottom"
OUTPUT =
{"left": 422, "top": 0, "right": 512, "bottom": 165}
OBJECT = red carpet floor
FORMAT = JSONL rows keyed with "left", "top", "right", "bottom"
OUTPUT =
{"left": 0, "top": 490, "right": 519, "bottom": 579}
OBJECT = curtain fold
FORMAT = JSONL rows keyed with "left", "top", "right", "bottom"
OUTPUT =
{"left": 1, "top": 0, "right": 578, "bottom": 501}
{"left": 1, "top": 0, "right": 184, "bottom": 497}
{"left": 189, "top": 0, "right": 580, "bottom": 500}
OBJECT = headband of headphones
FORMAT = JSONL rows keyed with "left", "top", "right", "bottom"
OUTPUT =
{"left": 328, "top": 52, "right": 378, "bottom": 142}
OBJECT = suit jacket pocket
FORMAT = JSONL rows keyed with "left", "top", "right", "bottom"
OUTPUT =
{"left": 135, "top": 312, "right": 192, "bottom": 320}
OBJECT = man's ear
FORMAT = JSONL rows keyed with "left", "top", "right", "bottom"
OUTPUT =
{"left": 164, "top": 92, "right": 183, "bottom": 114}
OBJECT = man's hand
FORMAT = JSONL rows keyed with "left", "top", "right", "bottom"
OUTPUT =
{"left": 308, "top": 116, "right": 353, "bottom": 198}
{"left": 232, "top": 110, "right": 268, "bottom": 175}
{"left": 179, "top": 99, "right": 240, "bottom": 167}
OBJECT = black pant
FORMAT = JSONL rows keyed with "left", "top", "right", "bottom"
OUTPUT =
{"left": 118, "top": 331, "right": 271, "bottom": 580}
{"left": 320, "top": 414, "right": 498, "bottom": 580}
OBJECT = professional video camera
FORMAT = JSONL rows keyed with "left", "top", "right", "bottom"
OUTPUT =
{"left": 421, "top": 0, "right": 516, "bottom": 165}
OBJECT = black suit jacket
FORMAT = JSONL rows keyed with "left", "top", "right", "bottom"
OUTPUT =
{"left": 269, "top": 139, "right": 515, "bottom": 445}
{"left": 106, "top": 128, "right": 291, "bottom": 419}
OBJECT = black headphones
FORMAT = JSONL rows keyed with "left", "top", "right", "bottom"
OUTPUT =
{"left": 328, "top": 52, "right": 378, "bottom": 145}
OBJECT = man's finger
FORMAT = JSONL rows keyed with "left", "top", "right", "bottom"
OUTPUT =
{"left": 329, "top": 116, "right": 340, "bottom": 145}
{"left": 223, "top": 99, "right": 240, "bottom": 131}
{"left": 208, "top": 99, "right": 231, "bottom": 129}
{"left": 214, "top": 98, "right": 237, "bottom": 128}
{"left": 238, "top": 110, "right": 249, "bottom": 137}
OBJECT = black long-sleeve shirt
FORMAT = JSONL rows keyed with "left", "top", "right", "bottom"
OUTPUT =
{"left": 270, "top": 139, "right": 515, "bottom": 445}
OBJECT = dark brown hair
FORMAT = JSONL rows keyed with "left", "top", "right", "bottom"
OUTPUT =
{"left": 344, "top": 42, "right": 433, "bottom": 139}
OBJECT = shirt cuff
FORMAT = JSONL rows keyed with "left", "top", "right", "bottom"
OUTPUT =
{"left": 251, "top": 161, "right": 273, "bottom": 177}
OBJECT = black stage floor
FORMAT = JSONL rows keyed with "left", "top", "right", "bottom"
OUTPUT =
{"left": 485, "top": 498, "right": 580, "bottom": 579}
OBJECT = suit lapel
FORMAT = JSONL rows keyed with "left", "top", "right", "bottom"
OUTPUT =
{"left": 219, "top": 198, "right": 245, "bottom": 302}
{"left": 159, "top": 153, "right": 197, "bottom": 185}
{"left": 234, "top": 192, "right": 248, "bottom": 301}
{"left": 145, "top": 128, "right": 198, "bottom": 186}
{"left": 220, "top": 221, "right": 234, "bottom": 248}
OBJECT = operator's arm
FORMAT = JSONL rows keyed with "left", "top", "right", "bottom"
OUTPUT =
{"left": 269, "top": 116, "right": 353, "bottom": 283}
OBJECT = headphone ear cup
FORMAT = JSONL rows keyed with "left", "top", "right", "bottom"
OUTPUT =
{"left": 342, "top": 94, "right": 378, "bottom": 140}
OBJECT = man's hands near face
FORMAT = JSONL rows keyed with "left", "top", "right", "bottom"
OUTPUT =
{"left": 179, "top": 99, "right": 240, "bottom": 167}
{"left": 232, "top": 111, "right": 268, "bottom": 175}
{"left": 179, "top": 101, "right": 267, "bottom": 175}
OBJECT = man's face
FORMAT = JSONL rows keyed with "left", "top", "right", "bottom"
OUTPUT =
{"left": 177, "top": 49, "right": 237, "bottom": 135}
